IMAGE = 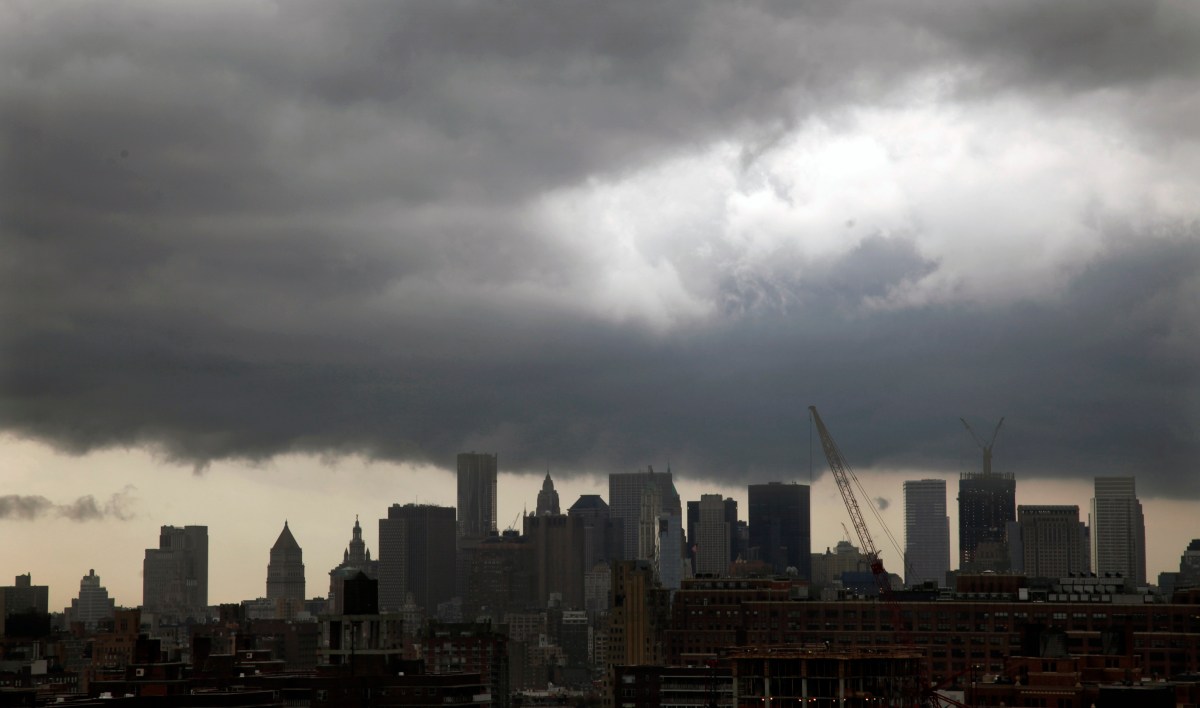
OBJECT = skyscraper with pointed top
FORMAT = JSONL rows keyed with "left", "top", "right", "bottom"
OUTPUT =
{"left": 536, "top": 472, "right": 561, "bottom": 515}
{"left": 267, "top": 521, "right": 306, "bottom": 603}
{"left": 328, "top": 516, "right": 378, "bottom": 614}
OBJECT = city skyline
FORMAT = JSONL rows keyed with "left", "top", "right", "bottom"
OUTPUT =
{"left": 2, "top": 1, "right": 1199, "bottom": 621}
{"left": 6, "top": 435, "right": 1195, "bottom": 611}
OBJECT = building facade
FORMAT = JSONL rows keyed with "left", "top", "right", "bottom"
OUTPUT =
{"left": 609, "top": 468, "right": 680, "bottom": 562}
{"left": 567, "top": 494, "right": 620, "bottom": 570}
{"left": 142, "top": 525, "right": 208, "bottom": 622}
{"left": 1090, "top": 476, "right": 1146, "bottom": 584}
{"left": 67, "top": 569, "right": 115, "bottom": 630}
{"left": 694, "top": 494, "right": 731, "bottom": 577}
{"left": 378, "top": 504, "right": 457, "bottom": 615}
{"left": 1014, "top": 505, "right": 1089, "bottom": 578}
{"left": 958, "top": 471, "right": 1016, "bottom": 570}
{"left": 903, "top": 479, "right": 950, "bottom": 587}
{"left": 747, "top": 482, "right": 811, "bottom": 579}
{"left": 456, "top": 452, "right": 497, "bottom": 539}
{"left": 266, "top": 521, "right": 306, "bottom": 604}
{"left": 535, "top": 472, "right": 560, "bottom": 516}
{"left": 327, "top": 516, "right": 378, "bottom": 615}
{"left": 523, "top": 513, "right": 586, "bottom": 609}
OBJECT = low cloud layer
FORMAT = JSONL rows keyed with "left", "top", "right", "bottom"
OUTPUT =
{"left": 0, "top": 488, "right": 137, "bottom": 522}
{"left": 2, "top": 2, "right": 1198, "bottom": 497}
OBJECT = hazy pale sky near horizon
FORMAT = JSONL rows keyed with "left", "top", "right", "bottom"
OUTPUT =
{"left": 2, "top": 1, "right": 1199, "bottom": 606}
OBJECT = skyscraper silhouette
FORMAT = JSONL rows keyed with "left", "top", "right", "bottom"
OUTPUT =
{"left": 904, "top": 479, "right": 950, "bottom": 586}
{"left": 536, "top": 472, "right": 561, "bottom": 515}
{"left": 693, "top": 494, "right": 731, "bottom": 576}
{"left": 609, "top": 467, "right": 680, "bottom": 562}
{"left": 1014, "top": 505, "right": 1089, "bottom": 578}
{"left": 457, "top": 452, "right": 498, "bottom": 539}
{"left": 266, "top": 521, "right": 305, "bottom": 603}
{"left": 1090, "top": 477, "right": 1146, "bottom": 584}
{"left": 747, "top": 482, "right": 811, "bottom": 579}
{"left": 958, "top": 472, "right": 1015, "bottom": 570}
{"left": 142, "top": 525, "right": 208, "bottom": 622}
{"left": 378, "top": 504, "right": 457, "bottom": 615}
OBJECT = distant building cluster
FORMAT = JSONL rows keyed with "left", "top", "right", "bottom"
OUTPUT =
{"left": 3, "top": 435, "right": 1194, "bottom": 708}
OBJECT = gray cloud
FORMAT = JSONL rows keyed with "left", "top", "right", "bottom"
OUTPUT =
{"left": 2, "top": 2, "right": 1198, "bottom": 497}
{"left": 0, "top": 488, "right": 137, "bottom": 522}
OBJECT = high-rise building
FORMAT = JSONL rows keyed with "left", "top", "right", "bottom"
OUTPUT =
{"left": 524, "top": 512, "right": 586, "bottom": 608}
{"left": 1013, "top": 506, "right": 1089, "bottom": 579}
{"left": 567, "top": 494, "right": 620, "bottom": 571}
{"left": 747, "top": 482, "right": 811, "bottom": 579}
{"left": 266, "top": 521, "right": 306, "bottom": 603}
{"left": 1090, "top": 477, "right": 1146, "bottom": 584}
{"left": 142, "top": 525, "right": 208, "bottom": 621}
{"left": 694, "top": 495, "right": 731, "bottom": 577}
{"left": 457, "top": 452, "right": 497, "bottom": 539}
{"left": 903, "top": 479, "right": 950, "bottom": 587}
{"left": 327, "top": 516, "right": 379, "bottom": 614}
{"left": 656, "top": 513, "right": 685, "bottom": 590}
{"left": 378, "top": 504, "right": 457, "bottom": 615}
{"left": 66, "top": 569, "right": 115, "bottom": 630}
{"left": 609, "top": 468, "right": 680, "bottom": 562}
{"left": 958, "top": 471, "right": 1015, "bottom": 570}
{"left": 536, "top": 472, "right": 561, "bottom": 516}
{"left": 608, "top": 561, "right": 670, "bottom": 667}
{"left": 687, "top": 497, "right": 738, "bottom": 572}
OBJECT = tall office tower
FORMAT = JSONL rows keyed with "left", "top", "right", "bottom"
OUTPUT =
{"left": 688, "top": 497, "right": 739, "bottom": 572}
{"left": 694, "top": 495, "right": 732, "bottom": 576}
{"left": 142, "top": 525, "right": 208, "bottom": 621}
{"left": 524, "top": 513, "right": 586, "bottom": 608}
{"left": 327, "top": 516, "right": 379, "bottom": 614}
{"left": 1090, "top": 477, "right": 1147, "bottom": 584}
{"left": 457, "top": 452, "right": 498, "bottom": 539}
{"left": 567, "top": 494, "right": 620, "bottom": 570}
{"left": 958, "top": 471, "right": 1016, "bottom": 570}
{"left": 67, "top": 570, "right": 115, "bottom": 630}
{"left": 609, "top": 467, "right": 680, "bottom": 561}
{"left": 266, "top": 521, "right": 306, "bottom": 603}
{"left": 747, "top": 482, "right": 812, "bottom": 579}
{"left": 903, "top": 479, "right": 950, "bottom": 587}
{"left": 536, "top": 472, "right": 561, "bottom": 516}
{"left": 656, "top": 513, "right": 685, "bottom": 590}
{"left": 1014, "top": 505, "right": 1089, "bottom": 578}
{"left": 378, "top": 504, "right": 457, "bottom": 615}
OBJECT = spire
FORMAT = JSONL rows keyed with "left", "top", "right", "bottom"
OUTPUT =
{"left": 272, "top": 521, "right": 301, "bottom": 551}
{"left": 536, "top": 471, "right": 561, "bottom": 515}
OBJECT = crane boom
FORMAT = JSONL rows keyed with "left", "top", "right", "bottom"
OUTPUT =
{"left": 809, "top": 406, "right": 879, "bottom": 561}
{"left": 810, "top": 405, "right": 948, "bottom": 708}
{"left": 807, "top": 404, "right": 898, "bottom": 607}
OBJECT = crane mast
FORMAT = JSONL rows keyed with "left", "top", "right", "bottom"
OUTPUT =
{"left": 808, "top": 406, "right": 886, "bottom": 585}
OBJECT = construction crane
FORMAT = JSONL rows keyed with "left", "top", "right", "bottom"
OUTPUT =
{"left": 961, "top": 416, "right": 1004, "bottom": 475}
{"left": 809, "top": 406, "right": 967, "bottom": 708}
{"left": 808, "top": 406, "right": 895, "bottom": 603}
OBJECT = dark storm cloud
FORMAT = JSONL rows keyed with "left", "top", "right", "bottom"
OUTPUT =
{"left": 0, "top": 488, "right": 136, "bottom": 521}
{"left": 2, "top": 2, "right": 1198, "bottom": 495}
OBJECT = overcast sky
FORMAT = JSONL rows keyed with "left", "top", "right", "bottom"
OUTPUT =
{"left": 2, "top": 1, "right": 1199, "bottom": 606}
